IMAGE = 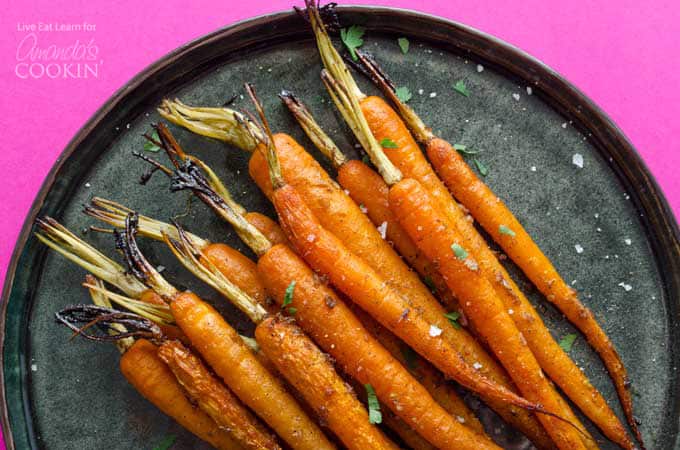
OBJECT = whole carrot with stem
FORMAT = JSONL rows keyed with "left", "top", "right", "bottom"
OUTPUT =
{"left": 157, "top": 101, "right": 552, "bottom": 448}
{"left": 246, "top": 81, "right": 574, "bottom": 426}
{"left": 350, "top": 47, "right": 635, "bottom": 449}
{"left": 135, "top": 123, "right": 501, "bottom": 449}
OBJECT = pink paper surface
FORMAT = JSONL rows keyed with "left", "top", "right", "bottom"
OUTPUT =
{"left": 1, "top": 0, "right": 678, "bottom": 447}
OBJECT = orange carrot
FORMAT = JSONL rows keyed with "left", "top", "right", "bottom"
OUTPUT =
{"left": 389, "top": 178, "right": 590, "bottom": 450}
{"left": 120, "top": 339, "right": 241, "bottom": 450}
{"left": 256, "top": 315, "right": 399, "bottom": 450}
{"left": 354, "top": 51, "right": 633, "bottom": 449}
{"left": 158, "top": 339, "right": 281, "bottom": 450}
{"left": 258, "top": 243, "right": 498, "bottom": 450}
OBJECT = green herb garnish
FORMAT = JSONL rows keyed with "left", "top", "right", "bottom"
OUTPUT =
{"left": 453, "top": 80, "right": 470, "bottom": 97}
{"left": 473, "top": 158, "right": 488, "bottom": 176}
{"left": 451, "top": 243, "right": 468, "bottom": 260}
{"left": 380, "top": 138, "right": 398, "bottom": 149}
{"left": 444, "top": 311, "right": 462, "bottom": 330}
{"left": 282, "top": 281, "right": 296, "bottom": 308}
{"left": 340, "top": 25, "right": 365, "bottom": 60}
{"left": 287, "top": 307, "right": 297, "bottom": 316}
{"left": 365, "top": 384, "right": 382, "bottom": 424}
{"left": 152, "top": 435, "right": 176, "bottom": 450}
{"left": 397, "top": 37, "right": 410, "bottom": 54}
{"left": 454, "top": 144, "right": 479, "bottom": 156}
{"left": 499, "top": 225, "right": 516, "bottom": 237}
{"left": 144, "top": 130, "right": 161, "bottom": 152}
{"left": 558, "top": 333, "right": 577, "bottom": 352}
{"left": 361, "top": 153, "right": 371, "bottom": 165}
{"left": 423, "top": 276, "right": 437, "bottom": 294}
{"left": 395, "top": 86, "right": 412, "bottom": 103}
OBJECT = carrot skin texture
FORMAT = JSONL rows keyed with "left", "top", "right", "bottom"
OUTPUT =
{"left": 245, "top": 212, "right": 290, "bottom": 247}
{"left": 250, "top": 134, "right": 551, "bottom": 447}
{"left": 427, "top": 138, "right": 635, "bottom": 448}
{"left": 256, "top": 315, "right": 399, "bottom": 450}
{"left": 201, "top": 243, "right": 269, "bottom": 308}
{"left": 389, "top": 178, "right": 588, "bottom": 450}
{"left": 119, "top": 339, "right": 240, "bottom": 450}
{"left": 272, "top": 184, "right": 543, "bottom": 412}
{"left": 258, "top": 244, "right": 498, "bottom": 450}
{"left": 337, "top": 159, "right": 458, "bottom": 310}
{"left": 158, "top": 340, "right": 281, "bottom": 450}
{"left": 170, "top": 292, "right": 335, "bottom": 450}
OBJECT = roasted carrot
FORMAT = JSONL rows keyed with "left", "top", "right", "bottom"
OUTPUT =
{"left": 116, "top": 214, "right": 335, "bottom": 450}
{"left": 141, "top": 121, "right": 501, "bottom": 449}
{"left": 256, "top": 315, "right": 399, "bottom": 450}
{"left": 244, "top": 211, "right": 290, "bottom": 247}
{"left": 390, "top": 178, "right": 592, "bottom": 450}
{"left": 121, "top": 339, "right": 243, "bottom": 450}
{"left": 354, "top": 51, "right": 634, "bottom": 449}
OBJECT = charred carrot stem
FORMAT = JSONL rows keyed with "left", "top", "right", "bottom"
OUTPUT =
{"left": 356, "top": 49, "right": 635, "bottom": 449}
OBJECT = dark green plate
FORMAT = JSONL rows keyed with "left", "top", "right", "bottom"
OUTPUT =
{"left": 2, "top": 5, "right": 679, "bottom": 450}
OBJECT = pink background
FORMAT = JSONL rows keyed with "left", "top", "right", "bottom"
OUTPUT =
{"left": 1, "top": 0, "right": 679, "bottom": 447}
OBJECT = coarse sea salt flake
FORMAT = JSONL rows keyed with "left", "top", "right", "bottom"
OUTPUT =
{"left": 377, "top": 221, "right": 388, "bottom": 239}
{"left": 618, "top": 282, "right": 632, "bottom": 292}
{"left": 561, "top": 122, "right": 568, "bottom": 128}
{"left": 512, "top": 93, "right": 520, "bottom": 101}
{"left": 574, "top": 244, "right": 584, "bottom": 254}
{"left": 472, "top": 362, "right": 483, "bottom": 370}
{"left": 31, "top": 364, "right": 37, "bottom": 372}
{"left": 306, "top": 234, "right": 316, "bottom": 242}
{"left": 476, "top": 64, "right": 484, "bottom": 72}
{"left": 429, "top": 325, "right": 442, "bottom": 337}
{"left": 429, "top": 92, "right": 437, "bottom": 98}
{"left": 526, "top": 86, "right": 533, "bottom": 95}
{"left": 530, "top": 166, "right": 537, "bottom": 172}
{"left": 418, "top": 89, "right": 424, "bottom": 95}
{"left": 624, "top": 238, "right": 632, "bottom": 245}
{"left": 572, "top": 153, "right": 584, "bottom": 168}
